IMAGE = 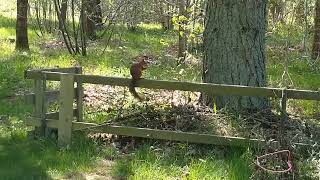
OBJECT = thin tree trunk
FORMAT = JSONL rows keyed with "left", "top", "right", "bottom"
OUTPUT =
{"left": 201, "top": 0, "right": 268, "bottom": 111}
{"left": 16, "top": 0, "right": 29, "bottom": 50}
{"left": 35, "top": 1, "right": 44, "bottom": 35}
{"left": 60, "top": 0, "right": 68, "bottom": 29}
{"left": 48, "top": 0, "right": 53, "bottom": 32}
{"left": 159, "top": 0, "right": 166, "bottom": 29}
{"left": 80, "top": 0, "right": 87, "bottom": 56}
{"left": 54, "top": 0, "right": 75, "bottom": 54}
{"left": 94, "top": 0, "right": 102, "bottom": 27}
{"left": 71, "top": 0, "right": 80, "bottom": 53}
{"left": 127, "top": 1, "right": 139, "bottom": 31}
{"left": 312, "top": 0, "right": 320, "bottom": 59}
{"left": 86, "top": 0, "right": 97, "bottom": 40}
{"left": 42, "top": 0, "right": 47, "bottom": 31}
{"left": 166, "top": 1, "right": 173, "bottom": 29}
{"left": 178, "top": 0, "right": 187, "bottom": 61}
{"left": 192, "top": 0, "right": 199, "bottom": 30}
{"left": 302, "top": 0, "right": 308, "bottom": 53}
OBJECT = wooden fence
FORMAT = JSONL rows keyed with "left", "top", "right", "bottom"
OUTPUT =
{"left": 23, "top": 67, "right": 320, "bottom": 148}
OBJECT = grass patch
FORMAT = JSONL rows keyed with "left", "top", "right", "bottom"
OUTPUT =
{"left": 112, "top": 143, "right": 252, "bottom": 179}
{"left": 0, "top": 129, "right": 101, "bottom": 179}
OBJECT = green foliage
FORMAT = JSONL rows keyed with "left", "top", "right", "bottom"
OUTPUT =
{"left": 267, "top": 23, "right": 305, "bottom": 46}
{"left": 172, "top": 14, "right": 204, "bottom": 46}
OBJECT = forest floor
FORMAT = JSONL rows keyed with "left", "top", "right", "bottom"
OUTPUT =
{"left": 1, "top": 3, "right": 320, "bottom": 179}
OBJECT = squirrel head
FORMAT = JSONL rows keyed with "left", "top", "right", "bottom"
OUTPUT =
{"left": 138, "top": 58, "right": 148, "bottom": 69}
{"left": 136, "top": 55, "right": 151, "bottom": 65}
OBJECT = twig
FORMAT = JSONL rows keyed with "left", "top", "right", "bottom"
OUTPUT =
{"left": 99, "top": 24, "right": 116, "bottom": 56}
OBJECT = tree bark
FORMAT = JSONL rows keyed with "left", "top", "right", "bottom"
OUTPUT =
{"left": 86, "top": 0, "right": 97, "bottom": 40}
{"left": 16, "top": 0, "right": 29, "bottom": 50}
{"left": 159, "top": 0, "right": 166, "bottom": 29}
{"left": 80, "top": 0, "right": 87, "bottom": 56}
{"left": 201, "top": 0, "right": 269, "bottom": 111}
{"left": 35, "top": 1, "right": 44, "bottom": 35}
{"left": 60, "top": 0, "right": 68, "bottom": 29}
{"left": 48, "top": 0, "right": 53, "bottom": 32}
{"left": 126, "top": 1, "right": 139, "bottom": 31}
{"left": 94, "top": 0, "right": 102, "bottom": 27}
{"left": 71, "top": 0, "right": 80, "bottom": 53}
{"left": 159, "top": 0, "right": 173, "bottom": 30}
{"left": 312, "top": 0, "right": 320, "bottom": 59}
{"left": 178, "top": 0, "right": 187, "bottom": 61}
{"left": 54, "top": 0, "right": 75, "bottom": 54}
{"left": 269, "top": 0, "right": 285, "bottom": 26}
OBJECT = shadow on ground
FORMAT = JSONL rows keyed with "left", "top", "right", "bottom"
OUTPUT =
{"left": 0, "top": 130, "right": 101, "bottom": 179}
{"left": 0, "top": 137, "right": 52, "bottom": 179}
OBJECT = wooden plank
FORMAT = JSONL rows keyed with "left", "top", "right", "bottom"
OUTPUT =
{"left": 42, "top": 76, "right": 52, "bottom": 137}
{"left": 26, "top": 118, "right": 59, "bottom": 128}
{"left": 34, "top": 79, "right": 45, "bottom": 136}
{"left": 279, "top": 89, "right": 288, "bottom": 148}
{"left": 25, "top": 70, "right": 73, "bottom": 80}
{"left": 24, "top": 71, "right": 320, "bottom": 101}
{"left": 75, "top": 66, "right": 84, "bottom": 122}
{"left": 46, "top": 109, "right": 78, "bottom": 119}
{"left": 22, "top": 93, "right": 35, "bottom": 104}
{"left": 58, "top": 74, "right": 74, "bottom": 147}
{"left": 72, "top": 122, "right": 269, "bottom": 148}
{"left": 25, "top": 67, "right": 77, "bottom": 74}
{"left": 27, "top": 119, "right": 312, "bottom": 149}
{"left": 0, "top": 93, "right": 35, "bottom": 104}
{"left": 6, "top": 89, "right": 78, "bottom": 104}
{"left": 29, "top": 119, "right": 269, "bottom": 148}
{"left": 45, "top": 88, "right": 77, "bottom": 102}
{"left": 72, "top": 122, "right": 312, "bottom": 149}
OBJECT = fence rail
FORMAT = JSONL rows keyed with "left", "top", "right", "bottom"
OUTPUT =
{"left": 23, "top": 67, "right": 319, "bottom": 148}
{"left": 24, "top": 70, "right": 320, "bottom": 100}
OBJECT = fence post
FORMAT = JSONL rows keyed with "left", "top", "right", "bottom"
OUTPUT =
{"left": 34, "top": 72, "right": 46, "bottom": 137}
{"left": 58, "top": 73, "right": 74, "bottom": 147}
{"left": 279, "top": 88, "right": 288, "bottom": 148}
{"left": 75, "top": 66, "right": 84, "bottom": 122}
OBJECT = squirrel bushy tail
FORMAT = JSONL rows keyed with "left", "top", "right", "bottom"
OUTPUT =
{"left": 129, "top": 79, "right": 143, "bottom": 101}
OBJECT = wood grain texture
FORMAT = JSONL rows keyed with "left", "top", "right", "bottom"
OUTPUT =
{"left": 58, "top": 74, "right": 74, "bottom": 147}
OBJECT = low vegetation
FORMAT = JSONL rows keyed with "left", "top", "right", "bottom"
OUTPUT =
{"left": 1, "top": 2, "right": 320, "bottom": 179}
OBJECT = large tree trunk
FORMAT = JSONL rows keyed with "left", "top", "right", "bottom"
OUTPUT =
{"left": 16, "top": 0, "right": 29, "bottom": 50}
{"left": 312, "top": 0, "right": 320, "bottom": 59}
{"left": 201, "top": 0, "right": 269, "bottom": 111}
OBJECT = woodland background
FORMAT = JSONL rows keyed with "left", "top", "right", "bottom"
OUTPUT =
{"left": 0, "top": 0, "right": 320, "bottom": 179}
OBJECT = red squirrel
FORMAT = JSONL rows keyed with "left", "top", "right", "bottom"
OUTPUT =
{"left": 129, "top": 56, "right": 149, "bottom": 101}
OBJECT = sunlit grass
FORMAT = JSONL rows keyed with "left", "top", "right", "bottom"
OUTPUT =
{"left": 112, "top": 144, "right": 253, "bottom": 180}
{"left": 266, "top": 46, "right": 320, "bottom": 115}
